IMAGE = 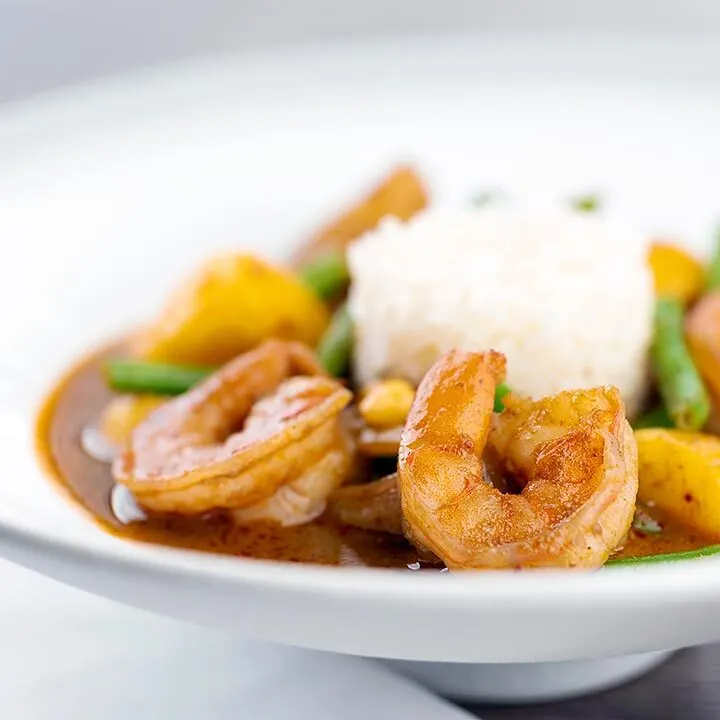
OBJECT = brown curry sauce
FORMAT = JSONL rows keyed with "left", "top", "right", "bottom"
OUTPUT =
{"left": 35, "top": 347, "right": 712, "bottom": 568}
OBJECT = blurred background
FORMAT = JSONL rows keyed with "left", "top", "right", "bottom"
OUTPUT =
{"left": 3, "top": 0, "right": 720, "bottom": 103}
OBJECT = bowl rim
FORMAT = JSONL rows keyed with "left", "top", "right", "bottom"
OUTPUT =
{"left": 4, "top": 32, "right": 720, "bottom": 613}
{"left": 3, "top": 501, "right": 720, "bottom": 611}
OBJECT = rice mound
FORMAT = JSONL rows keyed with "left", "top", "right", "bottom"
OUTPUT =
{"left": 347, "top": 207, "right": 654, "bottom": 416}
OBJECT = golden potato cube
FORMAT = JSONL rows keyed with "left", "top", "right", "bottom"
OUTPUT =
{"left": 636, "top": 428, "right": 720, "bottom": 537}
{"left": 648, "top": 242, "right": 705, "bottom": 306}
{"left": 133, "top": 253, "right": 329, "bottom": 365}
{"left": 291, "top": 165, "right": 428, "bottom": 268}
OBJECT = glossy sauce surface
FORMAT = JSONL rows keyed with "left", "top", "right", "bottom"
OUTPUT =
{"left": 36, "top": 348, "right": 712, "bottom": 567}
{"left": 37, "top": 348, "right": 422, "bottom": 567}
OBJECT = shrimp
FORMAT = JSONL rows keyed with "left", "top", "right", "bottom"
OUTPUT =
{"left": 398, "top": 349, "right": 638, "bottom": 569}
{"left": 686, "top": 291, "right": 720, "bottom": 406}
{"left": 327, "top": 473, "right": 404, "bottom": 535}
{"left": 114, "top": 340, "right": 355, "bottom": 525}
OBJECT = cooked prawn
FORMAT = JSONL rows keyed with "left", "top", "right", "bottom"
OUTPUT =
{"left": 686, "top": 291, "right": 720, "bottom": 406}
{"left": 114, "top": 340, "right": 355, "bottom": 524}
{"left": 327, "top": 473, "right": 404, "bottom": 535}
{"left": 398, "top": 349, "right": 638, "bottom": 569}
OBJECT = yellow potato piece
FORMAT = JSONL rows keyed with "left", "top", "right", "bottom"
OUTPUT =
{"left": 133, "top": 253, "right": 329, "bottom": 365}
{"left": 290, "top": 165, "right": 428, "bottom": 268}
{"left": 648, "top": 241, "right": 705, "bottom": 305}
{"left": 101, "top": 395, "right": 167, "bottom": 448}
{"left": 636, "top": 428, "right": 720, "bottom": 537}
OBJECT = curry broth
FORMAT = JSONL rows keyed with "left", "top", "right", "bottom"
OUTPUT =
{"left": 36, "top": 347, "right": 711, "bottom": 567}
{"left": 36, "top": 347, "right": 421, "bottom": 567}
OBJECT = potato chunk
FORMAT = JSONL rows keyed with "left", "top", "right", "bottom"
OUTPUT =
{"left": 648, "top": 242, "right": 705, "bottom": 306}
{"left": 290, "top": 165, "right": 428, "bottom": 267}
{"left": 133, "top": 253, "right": 329, "bottom": 365}
{"left": 636, "top": 428, "right": 720, "bottom": 537}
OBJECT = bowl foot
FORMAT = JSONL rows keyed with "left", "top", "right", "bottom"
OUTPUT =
{"left": 383, "top": 650, "right": 672, "bottom": 704}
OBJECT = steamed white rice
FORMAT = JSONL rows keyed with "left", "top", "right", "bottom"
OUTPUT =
{"left": 347, "top": 207, "right": 654, "bottom": 416}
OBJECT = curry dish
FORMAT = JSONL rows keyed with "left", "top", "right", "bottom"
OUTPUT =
{"left": 34, "top": 166, "right": 720, "bottom": 570}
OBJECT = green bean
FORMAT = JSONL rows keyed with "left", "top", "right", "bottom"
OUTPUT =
{"left": 632, "top": 405, "right": 674, "bottom": 430}
{"left": 107, "top": 336, "right": 505, "bottom": 398}
{"left": 105, "top": 360, "right": 212, "bottom": 395}
{"left": 606, "top": 544, "right": 720, "bottom": 566}
{"left": 494, "top": 383, "right": 511, "bottom": 413}
{"left": 299, "top": 250, "right": 349, "bottom": 300}
{"left": 651, "top": 297, "right": 710, "bottom": 430}
{"left": 317, "top": 303, "right": 353, "bottom": 377}
{"left": 706, "top": 226, "right": 720, "bottom": 292}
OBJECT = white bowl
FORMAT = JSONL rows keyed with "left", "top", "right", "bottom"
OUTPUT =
{"left": 2, "top": 35, "right": 720, "bottom": 703}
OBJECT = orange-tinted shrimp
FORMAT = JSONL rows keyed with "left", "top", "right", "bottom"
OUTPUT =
{"left": 327, "top": 473, "right": 404, "bottom": 535}
{"left": 686, "top": 291, "right": 720, "bottom": 408}
{"left": 114, "top": 340, "right": 354, "bottom": 524}
{"left": 398, "top": 350, "right": 638, "bottom": 569}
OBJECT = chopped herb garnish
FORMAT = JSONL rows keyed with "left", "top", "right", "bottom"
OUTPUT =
{"left": 571, "top": 194, "right": 601, "bottom": 213}
{"left": 494, "top": 383, "right": 511, "bottom": 413}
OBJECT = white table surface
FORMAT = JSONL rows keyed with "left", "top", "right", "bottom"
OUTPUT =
{"left": 0, "top": 559, "right": 475, "bottom": 719}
